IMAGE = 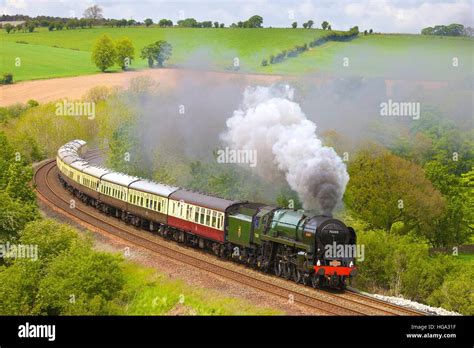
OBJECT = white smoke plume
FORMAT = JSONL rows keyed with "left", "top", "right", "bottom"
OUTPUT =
{"left": 221, "top": 85, "right": 349, "bottom": 215}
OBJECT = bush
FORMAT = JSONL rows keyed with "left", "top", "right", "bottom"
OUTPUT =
{"left": 261, "top": 59, "right": 268, "bottom": 66}
{"left": 351, "top": 225, "right": 473, "bottom": 315}
{"left": 0, "top": 73, "right": 13, "bottom": 85}
{"left": 27, "top": 99, "right": 39, "bottom": 108}
{"left": 428, "top": 267, "right": 474, "bottom": 315}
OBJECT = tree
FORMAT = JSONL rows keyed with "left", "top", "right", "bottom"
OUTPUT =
{"left": 0, "top": 192, "right": 38, "bottom": 242}
{"left": 292, "top": 22, "right": 297, "bottom": 29}
{"left": 177, "top": 18, "right": 198, "bottom": 27}
{"left": 115, "top": 37, "right": 135, "bottom": 70}
{"left": 158, "top": 19, "right": 173, "bottom": 27}
{"left": 421, "top": 23, "right": 465, "bottom": 36}
{"left": 48, "top": 22, "right": 55, "bottom": 31}
{"left": 19, "top": 219, "right": 80, "bottom": 263}
{"left": 345, "top": 145, "right": 445, "bottom": 240}
{"left": 66, "top": 19, "right": 77, "bottom": 29}
{"left": 214, "top": 21, "right": 219, "bottom": 28}
{"left": 369, "top": 28, "right": 373, "bottom": 34}
{"left": 364, "top": 30, "right": 368, "bottom": 35}
{"left": 423, "top": 162, "right": 472, "bottom": 246}
{"left": 140, "top": 40, "right": 172, "bottom": 68}
{"left": 4, "top": 23, "right": 12, "bottom": 33}
{"left": 246, "top": 15, "right": 263, "bottom": 28}
{"left": 6, "top": 162, "right": 36, "bottom": 204}
{"left": 307, "top": 20, "right": 314, "bottom": 29}
{"left": 144, "top": 18, "right": 153, "bottom": 27}
{"left": 350, "top": 25, "right": 359, "bottom": 35}
{"left": 117, "top": 19, "right": 128, "bottom": 27}
{"left": 328, "top": 25, "right": 332, "bottom": 30}
{"left": 302, "top": 22, "right": 308, "bottom": 29}
{"left": 220, "top": 23, "right": 224, "bottom": 28}
{"left": 83, "top": 4, "right": 103, "bottom": 24}
{"left": 154, "top": 41, "right": 172, "bottom": 67}
{"left": 140, "top": 45, "right": 156, "bottom": 68}
{"left": 91, "top": 34, "right": 116, "bottom": 72}
{"left": 321, "top": 21, "right": 329, "bottom": 30}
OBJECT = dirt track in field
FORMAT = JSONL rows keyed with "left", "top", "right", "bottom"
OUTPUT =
{"left": 0, "top": 68, "right": 285, "bottom": 106}
{"left": 0, "top": 67, "right": 450, "bottom": 107}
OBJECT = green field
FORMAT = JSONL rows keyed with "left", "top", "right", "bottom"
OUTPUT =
{"left": 259, "top": 34, "right": 474, "bottom": 80}
{"left": 1, "top": 26, "right": 473, "bottom": 81}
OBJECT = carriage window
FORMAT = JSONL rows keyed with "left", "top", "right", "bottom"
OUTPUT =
{"left": 146, "top": 198, "right": 149, "bottom": 208}
{"left": 195, "top": 207, "right": 199, "bottom": 222}
{"left": 140, "top": 197, "right": 144, "bottom": 207}
{"left": 158, "top": 201, "right": 162, "bottom": 212}
{"left": 212, "top": 211, "right": 217, "bottom": 227}
{"left": 186, "top": 206, "right": 192, "bottom": 220}
{"left": 200, "top": 210, "right": 205, "bottom": 224}
{"left": 206, "top": 210, "right": 211, "bottom": 226}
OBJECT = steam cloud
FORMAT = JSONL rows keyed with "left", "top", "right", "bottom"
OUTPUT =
{"left": 221, "top": 85, "right": 349, "bottom": 214}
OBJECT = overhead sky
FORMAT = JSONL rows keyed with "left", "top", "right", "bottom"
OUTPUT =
{"left": 1, "top": 0, "right": 473, "bottom": 33}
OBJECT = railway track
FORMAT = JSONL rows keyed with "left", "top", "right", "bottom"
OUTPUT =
{"left": 34, "top": 152, "right": 424, "bottom": 316}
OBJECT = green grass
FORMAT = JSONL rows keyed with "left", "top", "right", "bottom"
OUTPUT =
{"left": 258, "top": 34, "right": 474, "bottom": 80}
{"left": 456, "top": 253, "right": 474, "bottom": 265}
{"left": 1, "top": 27, "right": 473, "bottom": 81}
{"left": 1, "top": 41, "right": 116, "bottom": 81}
{"left": 0, "top": 27, "right": 327, "bottom": 81}
{"left": 118, "top": 261, "right": 282, "bottom": 315}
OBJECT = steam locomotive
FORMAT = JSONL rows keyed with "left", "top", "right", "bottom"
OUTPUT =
{"left": 57, "top": 140, "right": 357, "bottom": 289}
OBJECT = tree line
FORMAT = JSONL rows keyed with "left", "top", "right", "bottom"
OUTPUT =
{"left": 421, "top": 23, "right": 472, "bottom": 37}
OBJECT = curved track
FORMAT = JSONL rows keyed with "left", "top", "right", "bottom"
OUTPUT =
{"left": 34, "top": 153, "right": 424, "bottom": 316}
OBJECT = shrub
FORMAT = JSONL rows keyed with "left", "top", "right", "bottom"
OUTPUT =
{"left": 27, "top": 100, "right": 39, "bottom": 108}
{"left": 0, "top": 73, "right": 13, "bottom": 85}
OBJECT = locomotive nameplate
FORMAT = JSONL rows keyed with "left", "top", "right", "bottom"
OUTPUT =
{"left": 329, "top": 260, "right": 341, "bottom": 266}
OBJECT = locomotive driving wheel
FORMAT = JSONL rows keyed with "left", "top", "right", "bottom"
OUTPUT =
{"left": 311, "top": 274, "right": 320, "bottom": 288}
{"left": 292, "top": 266, "right": 302, "bottom": 283}
{"left": 274, "top": 258, "right": 283, "bottom": 277}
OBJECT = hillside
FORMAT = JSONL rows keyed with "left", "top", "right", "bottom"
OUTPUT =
{"left": 1, "top": 27, "right": 473, "bottom": 81}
